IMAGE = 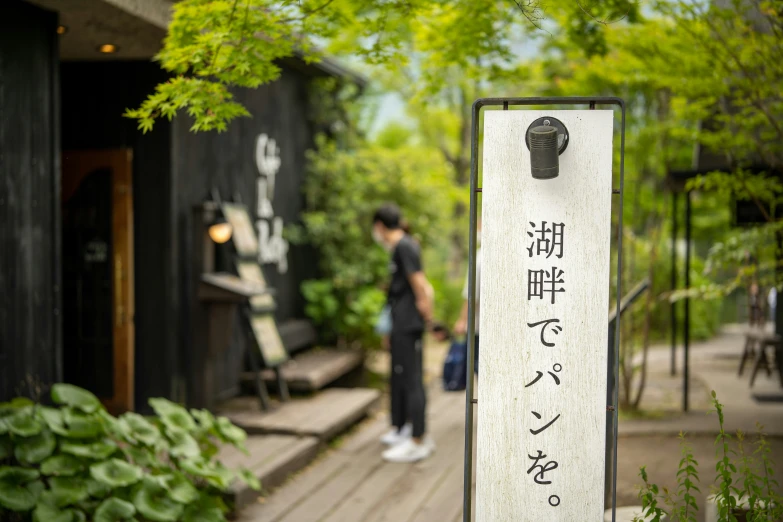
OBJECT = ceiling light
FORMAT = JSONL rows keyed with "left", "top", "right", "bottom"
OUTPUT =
{"left": 98, "top": 44, "right": 118, "bottom": 54}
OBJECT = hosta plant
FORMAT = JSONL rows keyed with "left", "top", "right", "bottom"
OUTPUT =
{"left": 0, "top": 384, "right": 259, "bottom": 522}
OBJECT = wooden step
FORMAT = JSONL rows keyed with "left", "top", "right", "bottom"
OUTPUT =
{"left": 218, "top": 434, "right": 321, "bottom": 512}
{"left": 244, "top": 348, "right": 365, "bottom": 392}
{"left": 223, "top": 388, "right": 380, "bottom": 441}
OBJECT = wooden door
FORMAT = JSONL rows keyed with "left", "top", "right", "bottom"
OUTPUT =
{"left": 61, "top": 149, "right": 134, "bottom": 413}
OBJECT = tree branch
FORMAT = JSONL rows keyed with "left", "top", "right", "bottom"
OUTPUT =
{"left": 278, "top": 0, "right": 338, "bottom": 23}
{"left": 209, "top": 0, "right": 242, "bottom": 75}
{"left": 738, "top": 173, "right": 774, "bottom": 223}
{"left": 675, "top": 6, "right": 783, "bottom": 143}
{"left": 574, "top": 0, "right": 635, "bottom": 25}
{"left": 511, "top": 0, "right": 548, "bottom": 33}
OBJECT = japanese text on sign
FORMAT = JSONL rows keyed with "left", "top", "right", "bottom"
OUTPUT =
{"left": 525, "top": 220, "right": 567, "bottom": 507}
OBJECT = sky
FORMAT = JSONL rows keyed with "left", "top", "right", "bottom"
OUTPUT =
{"left": 336, "top": 37, "right": 546, "bottom": 137}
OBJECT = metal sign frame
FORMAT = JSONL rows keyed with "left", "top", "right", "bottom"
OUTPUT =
{"left": 463, "top": 96, "right": 626, "bottom": 522}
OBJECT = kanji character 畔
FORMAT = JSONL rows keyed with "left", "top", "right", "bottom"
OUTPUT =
{"left": 527, "top": 221, "right": 565, "bottom": 259}
{"left": 530, "top": 411, "right": 561, "bottom": 435}
{"left": 527, "top": 318, "right": 563, "bottom": 347}
{"left": 527, "top": 450, "right": 559, "bottom": 484}
{"left": 528, "top": 267, "right": 566, "bottom": 304}
{"left": 525, "top": 364, "right": 562, "bottom": 388}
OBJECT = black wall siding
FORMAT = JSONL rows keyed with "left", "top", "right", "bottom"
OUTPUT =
{"left": 0, "top": 1, "right": 60, "bottom": 401}
{"left": 1, "top": 14, "right": 328, "bottom": 407}
{"left": 172, "top": 69, "right": 319, "bottom": 401}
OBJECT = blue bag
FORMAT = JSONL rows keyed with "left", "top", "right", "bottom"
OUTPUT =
{"left": 442, "top": 338, "right": 467, "bottom": 392}
{"left": 374, "top": 305, "right": 391, "bottom": 336}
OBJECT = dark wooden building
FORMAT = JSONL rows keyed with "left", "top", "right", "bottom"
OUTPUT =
{"left": 0, "top": 0, "right": 364, "bottom": 413}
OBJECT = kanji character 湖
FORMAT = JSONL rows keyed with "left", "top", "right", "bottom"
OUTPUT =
{"left": 527, "top": 221, "right": 565, "bottom": 259}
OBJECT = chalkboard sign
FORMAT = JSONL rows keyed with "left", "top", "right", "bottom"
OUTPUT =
{"left": 249, "top": 314, "right": 288, "bottom": 367}
{"left": 200, "top": 272, "right": 267, "bottom": 300}
{"left": 222, "top": 203, "right": 258, "bottom": 258}
{"left": 236, "top": 261, "right": 276, "bottom": 312}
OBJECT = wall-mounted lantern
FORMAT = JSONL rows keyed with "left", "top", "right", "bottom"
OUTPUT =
{"left": 189, "top": 189, "right": 270, "bottom": 410}
{"left": 208, "top": 214, "right": 233, "bottom": 244}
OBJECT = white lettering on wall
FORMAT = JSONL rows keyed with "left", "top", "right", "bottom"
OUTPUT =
{"left": 257, "top": 217, "right": 289, "bottom": 274}
{"left": 255, "top": 133, "right": 289, "bottom": 274}
{"left": 256, "top": 178, "right": 274, "bottom": 219}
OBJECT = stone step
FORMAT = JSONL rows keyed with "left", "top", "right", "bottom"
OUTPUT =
{"left": 243, "top": 348, "right": 364, "bottom": 393}
{"left": 218, "top": 434, "right": 321, "bottom": 512}
{"left": 222, "top": 387, "right": 381, "bottom": 441}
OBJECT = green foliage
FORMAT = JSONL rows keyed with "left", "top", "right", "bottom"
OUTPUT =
{"left": 521, "top": 0, "right": 783, "bottom": 312}
{"left": 128, "top": 0, "right": 641, "bottom": 133}
{"left": 291, "top": 135, "right": 459, "bottom": 347}
{"left": 637, "top": 466, "right": 668, "bottom": 522}
{"left": 712, "top": 392, "right": 739, "bottom": 521}
{"left": 636, "top": 433, "right": 701, "bottom": 521}
{"left": 634, "top": 391, "right": 783, "bottom": 521}
{"left": 0, "top": 384, "right": 259, "bottom": 522}
{"left": 674, "top": 433, "right": 700, "bottom": 521}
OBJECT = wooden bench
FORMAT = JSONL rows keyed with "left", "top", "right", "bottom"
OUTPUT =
{"left": 244, "top": 319, "right": 365, "bottom": 393}
{"left": 278, "top": 319, "right": 319, "bottom": 354}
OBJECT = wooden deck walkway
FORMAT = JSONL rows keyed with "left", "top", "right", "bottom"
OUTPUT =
{"left": 238, "top": 384, "right": 476, "bottom": 522}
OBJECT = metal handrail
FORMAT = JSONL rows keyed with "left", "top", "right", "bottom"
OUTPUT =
{"left": 608, "top": 278, "right": 650, "bottom": 324}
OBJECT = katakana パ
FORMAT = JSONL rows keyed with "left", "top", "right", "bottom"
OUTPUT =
{"left": 527, "top": 221, "right": 565, "bottom": 259}
{"left": 525, "top": 363, "right": 562, "bottom": 388}
{"left": 528, "top": 267, "right": 566, "bottom": 304}
{"left": 530, "top": 411, "right": 561, "bottom": 435}
{"left": 527, "top": 318, "right": 563, "bottom": 347}
{"left": 527, "top": 451, "right": 559, "bottom": 485}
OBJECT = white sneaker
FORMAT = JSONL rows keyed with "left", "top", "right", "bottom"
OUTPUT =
{"left": 380, "top": 423, "right": 412, "bottom": 446}
{"left": 382, "top": 438, "right": 432, "bottom": 463}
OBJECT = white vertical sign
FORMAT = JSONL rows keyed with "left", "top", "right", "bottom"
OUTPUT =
{"left": 476, "top": 110, "right": 614, "bottom": 521}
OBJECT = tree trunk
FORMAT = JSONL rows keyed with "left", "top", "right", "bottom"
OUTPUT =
{"left": 448, "top": 85, "right": 475, "bottom": 279}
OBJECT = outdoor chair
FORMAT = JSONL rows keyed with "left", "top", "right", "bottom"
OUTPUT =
{"left": 746, "top": 328, "right": 782, "bottom": 388}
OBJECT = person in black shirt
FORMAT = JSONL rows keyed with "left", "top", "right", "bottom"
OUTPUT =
{"left": 372, "top": 203, "right": 435, "bottom": 462}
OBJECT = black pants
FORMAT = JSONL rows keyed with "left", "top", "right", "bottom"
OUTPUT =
{"left": 390, "top": 330, "right": 426, "bottom": 438}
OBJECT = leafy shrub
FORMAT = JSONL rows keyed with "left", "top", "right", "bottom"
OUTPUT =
{"left": 634, "top": 391, "right": 782, "bottom": 522}
{"left": 0, "top": 384, "right": 259, "bottom": 522}
{"left": 290, "top": 136, "right": 461, "bottom": 348}
{"left": 301, "top": 280, "right": 386, "bottom": 348}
